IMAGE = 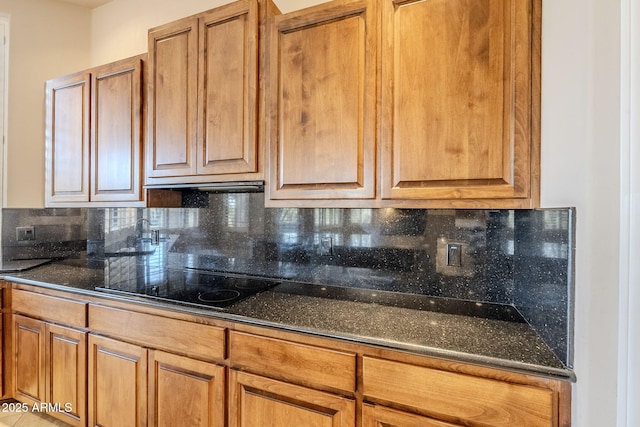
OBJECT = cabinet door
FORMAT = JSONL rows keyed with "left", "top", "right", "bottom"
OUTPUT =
{"left": 149, "top": 350, "right": 225, "bottom": 427}
{"left": 13, "top": 314, "right": 46, "bottom": 404}
{"left": 45, "top": 71, "right": 91, "bottom": 204}
{"left": 46, "top": 323, "right": 87, "bottom": 427}
{"left": 147, "top": 16, "right": 199, "bottom": 178}
{"left": 198, "top": 1, "right": 259, "bottom": 177}
{"left": 363, "top": 404, "right": 463, "bottom": 427}
{"left": 267, "top": 0, "right": 377, "bottom": 201}
{"left": 229, "top": 370, "right": 355, "bottom": 427}
{"left": 91, "top": 55, "right": 144, "bottom": 203}
{"left": 88, "top": 334, "right": 147, "bottom": 427}
{"left": 380, "top": 0, "right": 538, "bottom": 207}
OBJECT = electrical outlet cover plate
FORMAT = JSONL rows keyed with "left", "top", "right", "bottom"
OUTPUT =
{"left": 320, "top": 237, "right": 333, "bottom": 256}
{"left": 16, "top": 226, "right": 36, "bottom": 241}
{"left": 436, "top": 238, "right": 474, "bottom": 277}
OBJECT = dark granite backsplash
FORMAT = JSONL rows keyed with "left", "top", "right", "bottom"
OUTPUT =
{"left": 1, "top": 194, "right": 575, "bottom": 368}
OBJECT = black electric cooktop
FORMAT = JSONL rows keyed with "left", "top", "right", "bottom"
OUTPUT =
{"left": 95, "top": 268, "right": 280, "bottom": 309}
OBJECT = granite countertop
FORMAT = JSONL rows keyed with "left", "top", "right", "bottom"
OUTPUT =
{"left": 1, "top": 262, "right": 575, "bottom": 381}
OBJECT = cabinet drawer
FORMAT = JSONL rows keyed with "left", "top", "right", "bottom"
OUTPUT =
{"left": 12, "top": 289, "right": 87, "bottom": 328}
{"left": 229, "top": 331, "right": 356, "bottom": 393}
{"left": 362, "top": 357, "right": 555, "bottom": 427}
{"left": 88, "top": 305, "right": 225, "bottom": 361}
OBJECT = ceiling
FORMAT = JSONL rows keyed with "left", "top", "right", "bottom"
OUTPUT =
{"left": 55, "top": 0, "right": 113, "bottom": 9}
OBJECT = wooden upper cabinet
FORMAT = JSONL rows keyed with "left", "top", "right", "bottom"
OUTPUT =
{"left": 266, "top": 0, "right": 540, "bottom": 207}
{"left": 266, "top": 0, "right": 377, "bottom": 201}
{"left": 146, "top": 0, "right": 272, "bottom": 185}
{"left": 45, "top": 55, "right": 145, "bottom": 207}
{"left": 198, "top": 2, "right": 259, "bottom": 176}
{"left": 380, "top": 0, "right": 540, "bottom": 207}
{"left": 147, "top": 16, "right": 199, "bottom": 178}
{"left": 91, "top": 56, "right": 144, "bottom": 203}
{"left": 45, "top": 71, "right": 91, "bottom": 204}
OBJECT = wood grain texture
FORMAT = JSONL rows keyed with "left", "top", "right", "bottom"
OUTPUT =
{"left": 363, "top": 356, "right": 555, "bottom": 427}
{"left": 267, "top": 0, "right": 377, "bottom": 200}
{"left": 13, "top": 314, "right": 46, "bottom": 404}
{"left": 363, "top": 403, "right": 462, "bottom": 427}
{"left": 229, "top": 370, "right": 355, "bottom": 427}
{"left": 45, "top": 71, "right": 91, "bottom": 204}
{"left": 229, "top": 330, "right": 356, "bottom": 393}
{"left": 149, "top": 350, "right": 225, "bottom": 427}
{"left": 91, "top": 55, "right": 145, "bottom": 203}
{"left": 12, "top": 289, "right": 87, "bottom": 328}
{"left": 198, "top": 0, "right": 259, "bottom": 176}
{"left": 88, "top": 334, "right": 148, "bottom": 427}
{"left": 147, "top": 0, "right": 271, "bottom": 186}
{"left": 380, "top": 0, "right": 537, "bottom": 203}
{"left": 46, "top": 323, "right": 87, "bottom": 427}
{"left": 5, "top": 281, "right": 571, "bottom": 426}
{"left": 147, "top": 15, "right": 199, "bottom": 178}
{"left": 88, "top": 304, "right": 225, "bottom": 361}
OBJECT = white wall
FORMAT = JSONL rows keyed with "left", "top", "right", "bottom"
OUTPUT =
{"left": 89, "top": 0, "right": 329, "bottom": 65}
{"left": 0, "top": 0, "right": 91, "bottom": 208}
{"left": 541, "top": 0, "right": 626, "bottom": 424}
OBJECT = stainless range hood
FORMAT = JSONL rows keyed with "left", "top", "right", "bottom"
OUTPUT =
{"left": 144, "top": 181, "right": 264, "bottom": 193}
{"left": 145, "top": 181, "right": 265, "bottom": 207}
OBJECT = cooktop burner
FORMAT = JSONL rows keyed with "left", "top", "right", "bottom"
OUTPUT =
{"left": 95, "top": 268, "right": 280, "bottom": 309}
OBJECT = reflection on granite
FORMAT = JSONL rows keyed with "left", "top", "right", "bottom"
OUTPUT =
{"left": 1, "top": 196, "right": 575, "bottom": 371}
{"left": 5, "top": 261, "right": 572, "bottom": 379}
{"left": 226, "top": 290, "right": 568, "bottom": 376}
{"left": 1, "top": 208, "right": 87, "bottom": 260}
{"left": 514, "top": 209, "right": 575, "bottom": 367}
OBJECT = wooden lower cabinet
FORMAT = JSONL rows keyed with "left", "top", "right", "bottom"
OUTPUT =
{"left": 88, "top": 334, "right": 225, "bottom": 427}
{"left": 5, "top": 284, "right": 571, "bottom": 427}
{"left": 149, "top": 349, "right": 225, "bottom": 427}
{"left": 229, "top": 370, "right": 355, "bottom": 427}
{"left": 88, "top": 334, "right": 147, "bottom": 427}
{"left": 13, "top": 314, "right": 87, "bottom": 427}
{"left": 363, "top": 404, "right": 462, "bottom": 427}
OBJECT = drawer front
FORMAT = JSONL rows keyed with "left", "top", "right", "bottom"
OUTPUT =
{"left": 12, "top": 289, "right": 87, "bottom": 328}
{"left": 229, "top": 331, "right": 356, "bottom": 393}
{"left": 362, "top": 357, "right": 555, "bottom": 427}
{"left": 88, "top": 304, "right": 225, "bottom": 361}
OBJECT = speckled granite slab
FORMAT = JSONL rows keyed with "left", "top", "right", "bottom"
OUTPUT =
{"left": 3, "top": 262, "right": 574, "bottom": 381}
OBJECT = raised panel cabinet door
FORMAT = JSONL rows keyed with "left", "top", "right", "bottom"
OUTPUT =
{"left": 267, "top": 0, "right": 377, "bottom": 200}
{"left": 149, "top": 350, "right": 225, "bottom": 427}
{"left": 362, "top": 404, "right": 463, "bottom": 427}
{"left": 229, "top": 370, "right": 355, "bottom": 427}
{"left": 198, "top": 0, "right": 259, "bottom": 176}
{"left": 45, "top": 71, "right": 91, "bottom": 205}
{"left": 88, "top": 334, "right": 148, "bottom": 427}
{"left": 380, "top": 0, "right": 540, "bottom": 207}
{"left": 147, "top": 16, "right": 199, "bottom": 178}
{"left": 45, "top": 323, "right": 87, "bottom": 427}
{"left": 91, "top": 55, "right": 144, "bottom": 203}
{"left": 13, "top": 314, "right": 46, "bottom": 405}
